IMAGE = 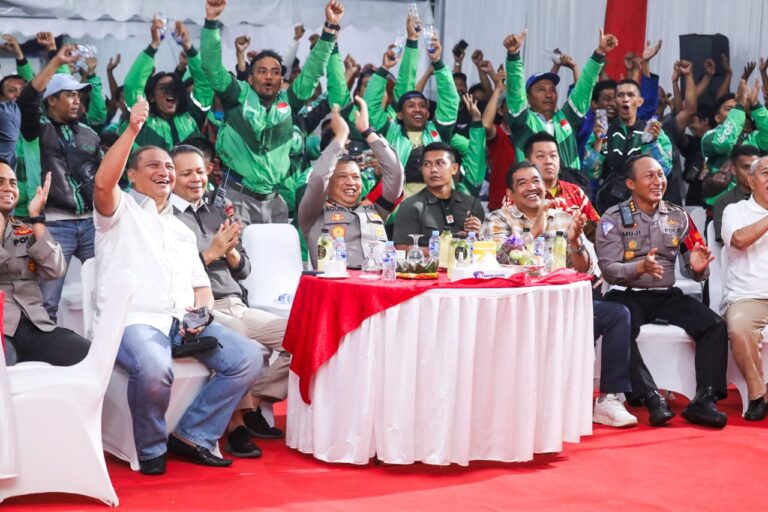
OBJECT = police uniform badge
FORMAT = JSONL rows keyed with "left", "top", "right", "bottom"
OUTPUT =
{"left": 331, "top": 225, "right": 346, "bottom": 240}
{"left": 13, "top": 225, "right": 32, "bottom": 237}
{"left": 624, "top": 251, "right": 635, "bottom": 261}
{"left": 628, "top": 240, "right": 638, "bottom": 250}
{"left": 330, "top": 213, "right": 344, "bottom": 222}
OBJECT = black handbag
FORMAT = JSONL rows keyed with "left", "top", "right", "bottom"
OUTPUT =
{"left": 172, "top": 335, "right": 220, "bottom": 358}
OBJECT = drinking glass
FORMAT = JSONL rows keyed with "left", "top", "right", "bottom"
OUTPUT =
{"left": 407, "top": 234, "right": 424, "bottom": 266}
{"left": 360, "top": 241, "right": 382, "bottom": 280}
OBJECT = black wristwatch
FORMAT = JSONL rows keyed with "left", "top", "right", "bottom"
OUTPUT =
{"left": 360, "top": 127, "right": 375, "bottom": 139}
{"left": 27, "top": 214, "right": 46, "bottom": 224}
{"left": 324, "top": 21, "right": 341, "bottom": 31}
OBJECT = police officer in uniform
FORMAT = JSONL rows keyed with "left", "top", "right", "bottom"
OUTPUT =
{"left": 0, "top": 163, "right": 90, "bottom": 366}
{"left": 299, "top": 98, "right": 403, "bottom": 269}
{"left": 597, "top": 154, "right": 728, "bottom": 428}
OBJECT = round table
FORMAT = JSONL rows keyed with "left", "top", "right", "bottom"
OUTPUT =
{"left": 285, "top": 273, "right": 594, "bottom": 465}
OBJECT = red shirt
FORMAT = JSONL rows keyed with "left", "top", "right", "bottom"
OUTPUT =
{"left": 487, "top": 124, "right": 517, "bottom": 211}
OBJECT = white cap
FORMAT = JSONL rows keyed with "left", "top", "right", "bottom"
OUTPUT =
{"left": 42, "top": 73, "right": 92, "bottom": 100}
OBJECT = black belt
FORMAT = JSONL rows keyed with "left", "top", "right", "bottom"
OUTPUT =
{"left": 221, "top": 168, "right": 280, "bottom": 201}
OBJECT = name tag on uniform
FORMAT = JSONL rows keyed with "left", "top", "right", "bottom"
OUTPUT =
{"left": 446, "top": 214, "right": 455, "bottom": 225}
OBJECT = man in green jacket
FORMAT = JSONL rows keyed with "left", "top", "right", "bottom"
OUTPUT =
{"left": 700, "top": 80, "right": 768, "bottom": 205}
{"left": 123, "top": 19, "right": 212, "bottom": 150}
{"left": 201, "top": 0, "right": 341, "bottom": 224}
{"left": 503, "top": 28, "right": 618, "bottom": 171}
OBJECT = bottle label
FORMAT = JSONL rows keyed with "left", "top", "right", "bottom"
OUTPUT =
{"left": 318, "top": 245, "right": 327, "bottom": 260}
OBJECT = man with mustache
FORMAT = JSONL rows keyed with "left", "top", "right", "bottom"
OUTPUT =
{"left": 201, "top": 0, "right": 340, "bottom": 224}
{"left": 597, "top": 154, "right": 728, "bottom": 428}
{"left": 16, "top": 45, "right": 102, "bottom": 322}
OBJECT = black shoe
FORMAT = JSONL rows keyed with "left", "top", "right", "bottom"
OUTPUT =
{"left": 244, "top": 408, "right": 284, "bottom": 439}
{"left": 681, "top": 386, "right": 727, "bottom": 428}
{"left": 744, "top": 398, "right": 767, "bottom": 421}
{"left": 644, "top": 390, "right": 675, "bottom": 427}
{"left": 167, "top": 435, "right": 233, "bottom": 467}
{"left": 139, "top": 454, "right": 166, "bottom": 475}
{"left": 225, "top": 426, "right": 262, "bottom": 458}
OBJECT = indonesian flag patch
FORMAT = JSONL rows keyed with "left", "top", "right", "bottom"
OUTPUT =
{"left": 559, "top": 118, "right": 572, "bottom": 134}
{"left": 276, "top": 101, "right": 290, "bottom": 114}
{"left": 430, "top": 130, "right": 439, "bottom": 139}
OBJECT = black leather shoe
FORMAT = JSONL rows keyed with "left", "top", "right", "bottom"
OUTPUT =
{"left": 225, "top": 426, "right": 262, "bottom": 458}
{"left": 167, "top": 435, "right": 233, "bottom": 467}
{"left": 139, "top": 454, "right": 166, "bottom": 475}
{"left": 645, "top": 390, "right": 675, "bottom": 427}
{"left": 681, "top": 386, "right": 727, "bottom": 428}
{"left": 744, "top": 398, "right": 767, "bottom": 421}
{"left": 244, "top": 408, "right": 284, "bottom": 439}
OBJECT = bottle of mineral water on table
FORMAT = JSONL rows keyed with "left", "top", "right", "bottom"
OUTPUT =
{"left": 382, "top": 241, "right": 397, "bottom": 281}
{"left": 428, "top": 230, "right": 440, "bottom": 261}
{"left": 334, "top": 237, "right": 348, "bottom": 273}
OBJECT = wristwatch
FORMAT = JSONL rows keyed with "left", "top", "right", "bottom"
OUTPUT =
{"left": 360, "top": 127, "right": 375, "bottom": 139}
{"left": 27, "top": 214, "right": 46, "bottom": 224}
{"left": 324, "top": 21, "right": 341, "bottom": 31}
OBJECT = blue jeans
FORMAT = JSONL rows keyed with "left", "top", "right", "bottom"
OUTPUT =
{"left": 115, "top": 320, "right": 265, "bottom": 460}
{"left": 40, "top": 219, "right": 95, "bottom": 321}
{"left": 593, "top": 300, "right": 633, "bottom": 394}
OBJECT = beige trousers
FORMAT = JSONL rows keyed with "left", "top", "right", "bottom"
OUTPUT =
{"left": 725, "top": 298, "right": 768, "bottom": 400}
{"left": 213, "top": 297, "right": 290, "bottom": 404}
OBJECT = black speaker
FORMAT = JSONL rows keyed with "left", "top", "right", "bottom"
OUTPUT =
{"left": 679, "top": 33, "right": 730, "bottom": 108}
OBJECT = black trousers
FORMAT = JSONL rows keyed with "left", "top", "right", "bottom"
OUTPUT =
{"left": 604, "top": 287, "right": 728, "bottom": 400}
{"left": 4, "top": 314, "right": 90, "bottom": 367}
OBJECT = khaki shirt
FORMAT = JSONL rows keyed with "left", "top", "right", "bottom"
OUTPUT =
{"left": 0, "top": 218, "right": 65, "bottom": 336}
{"left": 597, "top": 199, "right": 708, "bottom": 288}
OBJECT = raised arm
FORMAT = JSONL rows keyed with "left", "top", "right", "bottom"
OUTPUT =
{"left": 124, "top": 19, "right": 163, "bottom": 108}
{"left": 355, "top": 96, "right": 403, "bottom": 209}
{"left": 288, "top": 1, "right": 342, "bottom": 109}
{"left": 201, "top": 0, "right": 238, "bottom": 93}
{"left": 283, "top": 25, "right": 305, "bottom": 81}
{"left": 715, "top": 53, "right": 733, "bottom": 100}
{"left": 674, "top": 60, "right": 697, "bottom": 134}
{"left": 94, "top": 97, "right": 149, "bottom": 217}
{"left": 365, "top": 46, "right": 400, "bottom": 131}
{"left": 482, "top": 68, "right": 506, "bottom": 140}
{"left": 106, "top": 53, "right": 121, "bottom": 104}
{"left": 1, "top": 34, "right": 34, "bottom": 82}
{"left": 503, "top": 29, "right": 529, "bottom": 127}
{"left": 562, "top": 29, "right": 616, "bottom": 127}
{"left": 393, "top": 14, "right": 420, "bottom": 100}
{"left": 430, "top": 38, "right": 460, "bottom": 140}
{"left": 84, "top": 56, "right": 107, "bottom": 127}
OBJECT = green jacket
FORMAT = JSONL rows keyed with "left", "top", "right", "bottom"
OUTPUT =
{"left": 583, "top": 118, "right": 673, "bottom": 180}
{"left": 701, "top": 103, "right": 768, "bottom": 204}
{"left": 506, "top": 50, "right": 604, "bottom": 170}
{"left": 122, "top": 45, "right": 212, "bottom": 149}
{"left": 201, "top": 19, "right": 334, "bottom": 195}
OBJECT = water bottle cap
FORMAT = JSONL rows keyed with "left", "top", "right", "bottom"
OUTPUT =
{"left": 523, "top": 227, "right": 531, "bottom": 232}
{"left": 321, "top": 228, "right": 329, "bottom": 233}
{"left": 432, "top": 231, "right": 439, "bottom": 236}
{"left": 556, "top": 230, "right": 564, "bottom": 236}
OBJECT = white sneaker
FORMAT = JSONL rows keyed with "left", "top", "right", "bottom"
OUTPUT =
{"left": 593, "top": 393, "right": 638, "bottom": 427}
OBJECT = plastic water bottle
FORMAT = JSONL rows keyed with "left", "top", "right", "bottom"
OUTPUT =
{"left": 467, "top": 232, "right": 477, "bottom": 264}
{"left": 438, "top": 228, "right": 452, "bottom": 268}
{"left": 171, "top": 21, "right": 185, "bottom": 46}
{"left": 334, "top": 236, "right": 348, "bottom": 273}
{"left": 408, "top": 3, "right": 422, "bottom": 32}
{"left": 521, "top": 227, "right": 534, "bottom": 255}
{"left": 595, "top": 109, "right": 609, "bottom": 140}
{"left": 154, "top": 12, "right": 168, "bottom": 40}
{"left": 392, "top": 33, "right": 406, "bottom": 58}
{"left": 422, "top": 25, "right": 437, "bottom": 54}
{"left": 317, "top": 228, "right": 333, "bottom": 271}
{"left": 74, "top": 44, "right": 97, "bottom": 71}
{"left": 534, "top": 236, "right": 552, "bottom": 272}
{"left": 641, "top": 116, "right": 658, "bottom": 143}
{"left": 552, "top": 231, "right": 567, "bottom": 270}
{"left": 428, "top": 230, "right": 440, "bottom": 261}
{"left": 382, "top": 241, "right": 397, "bottom": 281}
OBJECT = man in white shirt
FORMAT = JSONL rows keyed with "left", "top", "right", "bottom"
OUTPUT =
{"left": 93, "top": 96, "right": 264, "bottom": 475}
{"left": 721, "top": 155, "right": 768, "bottom": 421}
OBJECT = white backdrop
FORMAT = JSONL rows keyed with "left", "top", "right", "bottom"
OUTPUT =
{"left": 1, "top": 0, "right": 768, "bottom": 105}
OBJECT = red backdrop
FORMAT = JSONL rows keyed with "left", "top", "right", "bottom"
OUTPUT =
{"left": 603, "top": 0, "right": 649, "bottom": 80}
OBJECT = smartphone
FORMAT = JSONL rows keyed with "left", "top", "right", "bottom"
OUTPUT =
{"left": 183, "top": 307, "right": 210, "bottom": 330}
{"left": 453, "top": 39, "right": 468, "bottom": 57}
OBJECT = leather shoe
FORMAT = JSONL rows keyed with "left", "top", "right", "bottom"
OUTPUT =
{"left": 167, "top": 435, "right": 233, "bottom": 467}
{"left": 681, "top": 386, "right": 727, "bottom": 428}
{"left": 139, "top": 454, "right": 166, "bottom": 475}
{"left": 744, "top": 398, "right": 767, "bottom": 421}
{"left": 644, "top": 390, "right": 675, "bottom": 427}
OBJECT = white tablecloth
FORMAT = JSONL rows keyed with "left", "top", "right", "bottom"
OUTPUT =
{"left": 0, "top": 347, "right": 18, "bottom": 479}
{"left": 287, "top": 281, "right": 594, "bottom": 465}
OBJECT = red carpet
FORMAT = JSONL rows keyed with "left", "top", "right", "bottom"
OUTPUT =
{"left": 3, "top": 392, "right": 765, "bottom": 511}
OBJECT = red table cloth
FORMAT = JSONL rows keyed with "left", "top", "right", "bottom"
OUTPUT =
{"left": 283, "top": 269, "right": 592, "bottom": 403}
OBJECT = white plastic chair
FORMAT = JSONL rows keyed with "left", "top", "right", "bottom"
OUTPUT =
{"left": 705, "top": 222, "right": 724, "bottom": 314}
{"left": 80, "top": 260, "right": 221, "bottom": 470}
{"left": 636, "top": 323, "right": 698, "bottom": 400}
{"left": 240, "top": 224, "right": 303, "bottom": 318}
{"left": 57, "top": 257, "right": 85, "bottom": 336}
{"left": 0, "top": 269, "right": 136, "bottom": 507}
